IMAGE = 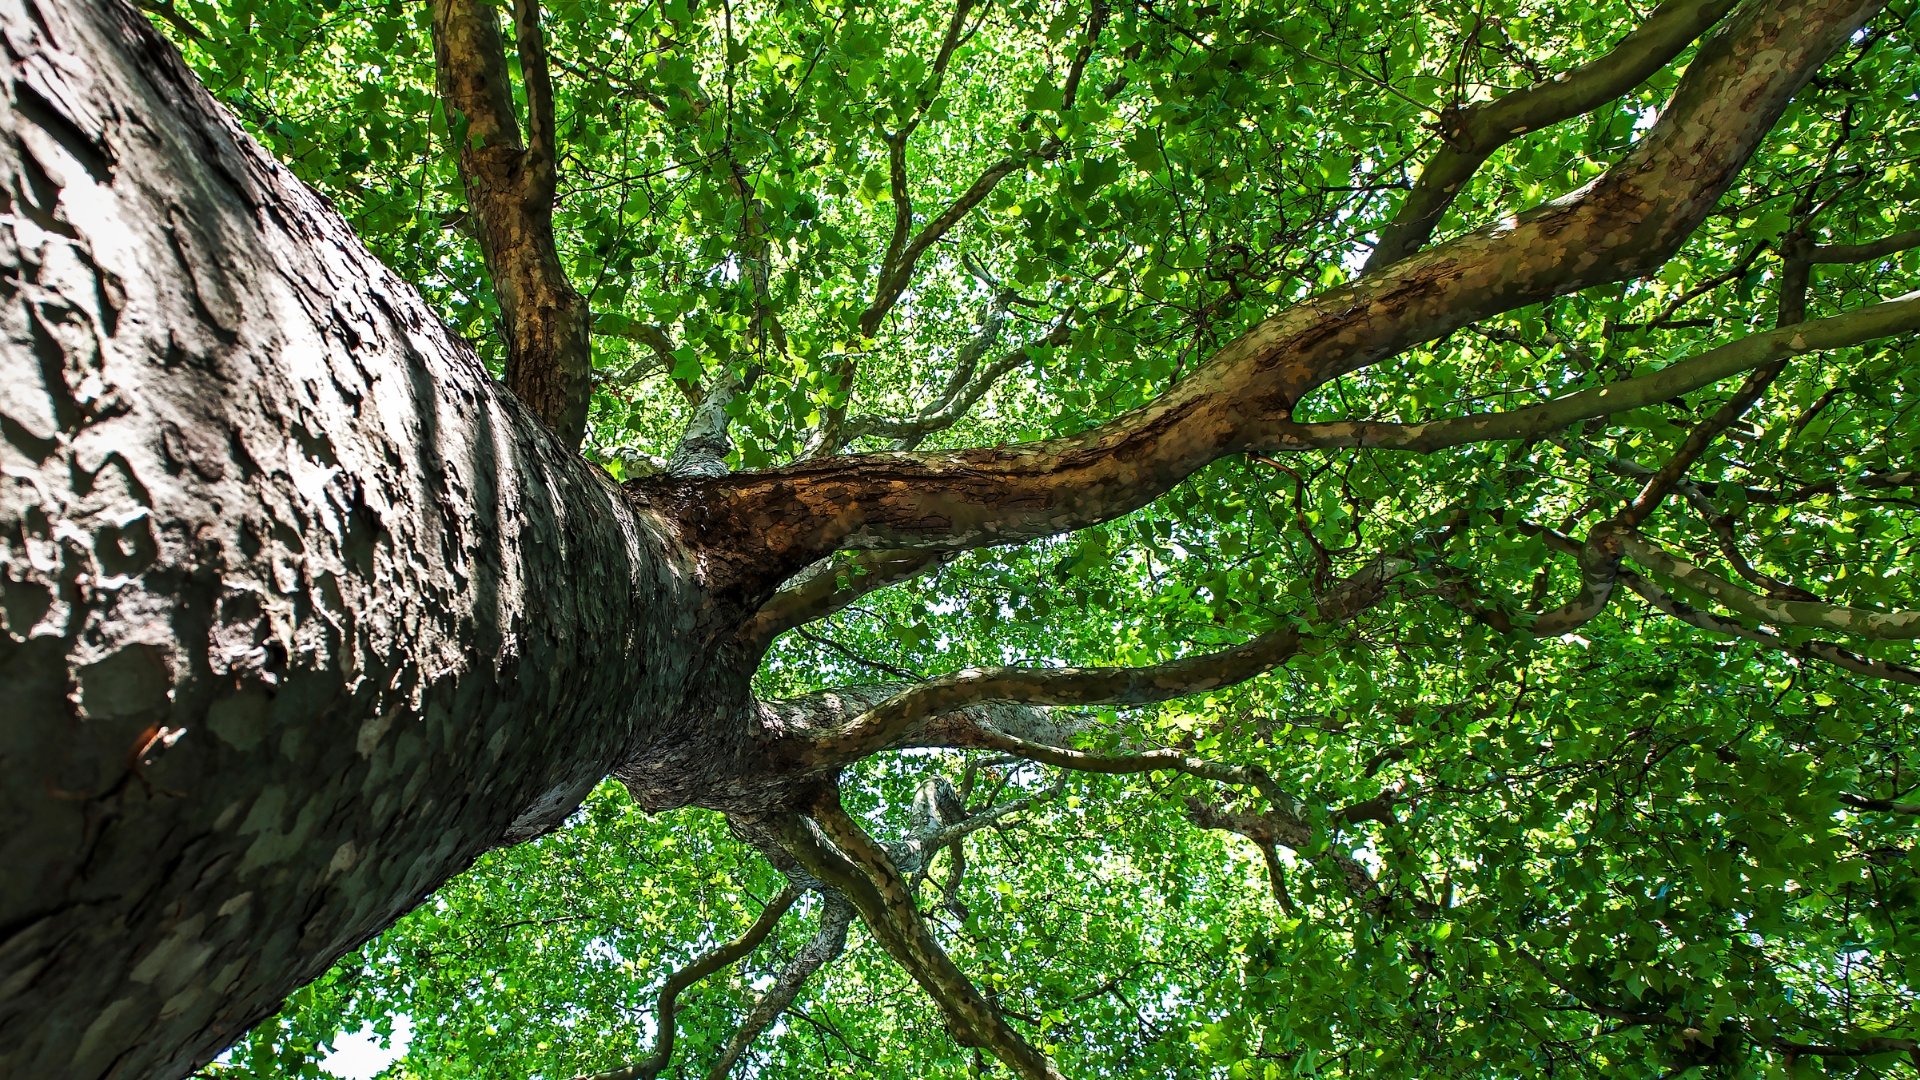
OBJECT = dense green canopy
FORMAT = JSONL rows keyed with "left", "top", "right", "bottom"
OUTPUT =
{"left": 149, "top": 0, "right": 1920, "bottom": 1076}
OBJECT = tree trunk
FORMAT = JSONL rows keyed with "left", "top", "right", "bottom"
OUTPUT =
{"left": 0, "top": 2, "right": 705, "bottom": 1076}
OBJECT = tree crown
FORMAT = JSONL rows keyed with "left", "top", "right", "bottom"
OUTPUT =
{"left": 150, "top": 0, "right": 1920, "bottom": 1075}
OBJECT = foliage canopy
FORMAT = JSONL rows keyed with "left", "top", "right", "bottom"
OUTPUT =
{"left": 143, "top": 0, "right": 1920, "bottom": 1075}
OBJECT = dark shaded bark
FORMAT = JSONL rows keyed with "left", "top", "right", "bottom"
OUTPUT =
{"left": 0, "top": 2, "right": 701, "bottom": 1076}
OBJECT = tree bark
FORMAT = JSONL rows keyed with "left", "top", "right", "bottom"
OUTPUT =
{"left": 0, "top": 2, "right": 702, "bottom": 1077}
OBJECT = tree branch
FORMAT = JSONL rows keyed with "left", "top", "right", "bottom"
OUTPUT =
{"left": 1777, "top": 222, "right": 1920, "bottom": 332}
{"left": 1810, "top": 228, "right": 1920, "bottom": 264}
{"left": 1248, "top": 292, "right": 1920, "bottom": 454}
{"left": 576, "top": 887, "right": 800, "bottom": 1080}
{"left": 844, "top": 306, "right": 1077, "bottom": 450}
{"left": 1619, "top": 532, "right": 1920, "bottom": 639}
{"left": 1615, "top": 358, "right": 1786, "bottom": 529}
{"left": 637, "top": 16, "right": 785, "bottom": 472}
{"left": 594, "top": 315, "right": 703, "bottom": 401}
{"left": 880, "top": 0, "right": 984, "bottom": 282}
{"left": 430, "top": 0, "right": 594, "bottom": 448}
{"left": 944, "top": 719, "right": 1389, "bottom": 901}
{"left": 1775, "top": 1036, "right": 1920, "bottom": 1067}
{"left": 511, "top": 0, "right": 557, "bottom": 164}
{"left": 1838, "top": 793, "right": 1920, "bottom": 814}
{"left": 770, "top": 798, "right": 1064, "bottom": 1079}
{"left": 703, "top": 894, "right": 856, "bottom": 1080}
{"left": 137, "top": 0, "right": 209, "bottom": 43}
{"left": 737, "top": 549, "right": 952, "bottom": 657}
{"left": 1493, "top": 517, "right": 1920, "bottom": 681}
{"left": 853, "top": 4, "right": 1113, "bottom": 340}
{"left": 1365, "top": 0, "right": 1741, "bottom": 271}
{"left": 917, "top": 773, "right": 1064, "bottom": 853}
{"left": 787, "top": 554, "right": 1408, "bottom": 769}
{"left": 1617, "top": 567, "right": 1920, "bottom": 684}
{"left": 670, "top": 365, "right": 763, "bottom": 477}
{"left": 1186, "top": 799, "right": 1384, "bottom": 903}
{"left": 1528, "top": 530, "right": 1625, "bottom": 635}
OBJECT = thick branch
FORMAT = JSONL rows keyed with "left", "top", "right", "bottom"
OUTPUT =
{"left": 670, "top": 366, "right": 761, "bottom": 477}
{"left": 917, "top": 775, "right": 1063, "bottom": 853}
{"left": 578, "top": 888, "right": 800, "bottom": 1080}
{"left": 956, "top": 723, "right": 1268, "bottom": 789}
{"left": 1530, "top": 531, "right": 1624, "bottom": 635}
{"left": 1498, "top": 518, "right": 1920, "bottom": 681}
{"left": 594, "top": 315, "right": 707, "bottom": 404}
{"left": 137, "top": 0, "right": 208, "bottom": 42}
{"left": 879, "top": 0, "right": 980, "bottom": 281}
{"left": 881, "top": 132, "right": 913, "bottom": 280}
{"left": 1862, "top": 470, "right": 1920, "bottom": 489}
{"left": 665, "top": 0, "right": 1883, "bottom": 572}
{"left": 431, "top": 0, "right": 594, "bottom": 447}
{"left": 511, "top": 0, "right": 557, "bottom": 163}
{"left": 1365, "top": 0, "right": 1740, "bottom": 271}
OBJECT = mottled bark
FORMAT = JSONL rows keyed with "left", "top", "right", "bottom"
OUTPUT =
{"left": 703, "top": 893, "right": 853, "bottom": 1080}
{"left": 1621, "top": 534, "right": 1920, "bottom": 638}
{"left": 1618, "top": 568, "right": 1920, "bottom": 684}
{"left": 0, "top": 3, "right": 699, "bottom": 1077}
{"left": 772, "top": 797, "right": 1065, "bottom": 1080}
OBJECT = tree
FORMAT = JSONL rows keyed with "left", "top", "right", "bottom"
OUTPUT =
{"left": 2, "top": 0, "right": 1918, "bottom": 1075}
